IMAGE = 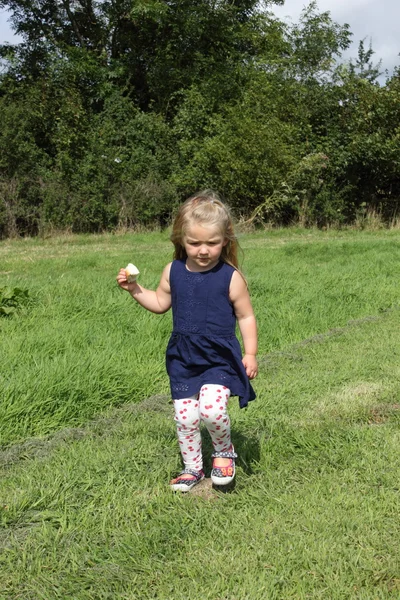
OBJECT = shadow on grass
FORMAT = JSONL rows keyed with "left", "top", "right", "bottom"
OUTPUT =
{"left": 183, "top": 428, "right": 261, "bottom": 497}
{"left": 200, "top": 427, "right": 261, "bottom": 478}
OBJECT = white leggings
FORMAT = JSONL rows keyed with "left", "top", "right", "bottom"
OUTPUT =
{"left": 173, "top": 384, "right": 232, "bottom": 472}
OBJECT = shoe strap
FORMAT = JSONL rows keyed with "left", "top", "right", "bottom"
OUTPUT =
{"left": 211, "top": 451, "right": 237, "bottom": 459}
{"left": 179, "top": 468, "right": 203, "bottom": 478}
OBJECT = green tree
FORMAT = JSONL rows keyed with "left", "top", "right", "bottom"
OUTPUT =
{"left": 1, "top": 0, "right": 284, "bottom": 112}
{"left": 1, "top": 0, "right": 399, "bottom": 234}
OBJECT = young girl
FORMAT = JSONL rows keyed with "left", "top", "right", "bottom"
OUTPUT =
{"left": 117, "top": 191, "right": 258, "bottom": 491}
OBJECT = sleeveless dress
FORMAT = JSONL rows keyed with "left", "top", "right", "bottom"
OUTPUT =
{"left": 166, "top": 259, "right": 256, "bottom": 408}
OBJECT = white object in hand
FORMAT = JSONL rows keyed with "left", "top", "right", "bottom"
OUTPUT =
{"left": 125, "top": 263, "right": 140, "bottom": 283}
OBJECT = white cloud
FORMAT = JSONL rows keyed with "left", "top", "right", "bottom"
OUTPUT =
{"left": 0, "top": 8, "right": 22, "bottom": 44}
{"left": 271, "top": 0, "right": 400, "bottom": 76}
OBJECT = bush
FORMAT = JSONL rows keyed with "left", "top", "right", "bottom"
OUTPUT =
{"left": 0, "top": 287, "right": 29, "bottom": 316}
{"left": 173, "top": 84, "right": 298, "bottom": 218}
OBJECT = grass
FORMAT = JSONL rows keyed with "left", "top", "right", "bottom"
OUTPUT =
{"left": 1, "top": 228, "right": 400, "bottom": 598}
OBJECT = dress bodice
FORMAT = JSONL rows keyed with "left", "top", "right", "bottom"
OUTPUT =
{"left": 170, "top": 259, "right": 236, "bottom": 338}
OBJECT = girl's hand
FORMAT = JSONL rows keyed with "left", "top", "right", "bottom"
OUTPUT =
{"left": 242, "top": 354, "right": 258, "bottom": 380}
{"left": 116, "top": 268, "right": 138, "bottom": 293}
{"left": 116, "top": 263, "right": 171, "bottom": 314}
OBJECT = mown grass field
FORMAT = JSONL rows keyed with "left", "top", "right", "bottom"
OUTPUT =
{"left": 1, "top": 228, "right": 400, "bottom": 599}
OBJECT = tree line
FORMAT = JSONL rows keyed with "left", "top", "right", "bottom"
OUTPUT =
{"left": 0, "top": 0, "right": 399, "bottom": 237}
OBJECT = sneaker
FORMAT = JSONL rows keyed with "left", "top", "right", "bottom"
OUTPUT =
{"left": 211, "top": 449, "right": 237, "bottom": 486}
{"left": 170, "top": 469, "right": 205, "bottom": 492}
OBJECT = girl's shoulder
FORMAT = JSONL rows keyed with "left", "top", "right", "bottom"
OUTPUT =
{"left": 161, "top": 262, "right": 173, "bottom": 283}
{"left": 221, "top": 261, "right": 236, "bottom": 273}
{"left": 170, "top": 259, "right": 184, "bottom": 274}
{"left": 229, "top": 268, "right": 248, "bottom": 302}
{"left": 168, "top": 259, "right": 185, "bottom": 285}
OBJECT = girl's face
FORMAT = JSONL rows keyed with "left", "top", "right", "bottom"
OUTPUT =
{"left": 183, "top": 223, "right": 227, "bottom": 272}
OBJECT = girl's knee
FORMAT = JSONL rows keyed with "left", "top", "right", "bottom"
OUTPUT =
{"left": 199, "top": 384, "right": 230, "bottom": 420}
{"left": 173, "top": 397, "right": 200, "bottom": 430}
{"left": 200, "top": 404, "right": 223, "bottom": 424}
{"left": 200, "top": 388, "right": 231, "bottom": 443}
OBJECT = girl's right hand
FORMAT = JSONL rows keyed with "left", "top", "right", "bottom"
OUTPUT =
{"left": 116, "top": 268, "right": 138, "bottom": 293}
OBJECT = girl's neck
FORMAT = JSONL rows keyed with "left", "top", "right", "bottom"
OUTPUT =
{"left": 185, "top": 257, "right": 221, "bottom": 273}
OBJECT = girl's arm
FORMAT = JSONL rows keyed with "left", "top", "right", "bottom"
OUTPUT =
{"left": 116, "top": 263, "right": 172, "bottom": 314}
{"left": 229, "top": 270, "right": 258, "bottom": 379}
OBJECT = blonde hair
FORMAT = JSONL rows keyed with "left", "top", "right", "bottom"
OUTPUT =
{"left": 171, "top": 190, "right": 240, "bottom": 270}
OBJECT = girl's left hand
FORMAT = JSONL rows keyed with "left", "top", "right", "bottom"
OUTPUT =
{"left": 242, "top": 354, "right": 258, "bottom": 380}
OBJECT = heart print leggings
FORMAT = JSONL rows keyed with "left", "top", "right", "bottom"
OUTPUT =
{"left": 173, "top": 384, "right": 232, "bottom": 472}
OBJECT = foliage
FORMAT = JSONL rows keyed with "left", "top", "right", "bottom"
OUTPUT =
{"left": 173, "top": 87, "right": 298, "bottom": 216}
{"left": 0, "top": 0, "right": 399, "bottom": 235}
{"left": 0, "top": 286, "right": 29, "bottom": 315}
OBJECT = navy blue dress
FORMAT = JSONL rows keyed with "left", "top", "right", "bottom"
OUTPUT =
{"left": 166, "top": 259, "right": 256, "bottom": 408}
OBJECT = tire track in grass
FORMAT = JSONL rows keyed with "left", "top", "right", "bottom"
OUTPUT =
{"left": 259, "top": 305, "right": 399, "bottom": 367}
{"left": 0, "top": 395, "right": 171, "bottom": 468}
{"left": 1, "top": 306, "right": 399, "bottom": 468}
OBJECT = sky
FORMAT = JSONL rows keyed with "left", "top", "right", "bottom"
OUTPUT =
{"left": 0, "top": 0, "right": 399, "bottom": 77}
{"left": 272, "top": 0, "right": 400, "bottom": 78}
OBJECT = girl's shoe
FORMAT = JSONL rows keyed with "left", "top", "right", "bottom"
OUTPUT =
{"left": 211, "top": 449, "right": 238, "bottom": 486}
{"left": 170, "top": 468, "right": 205, "bottom": 492}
